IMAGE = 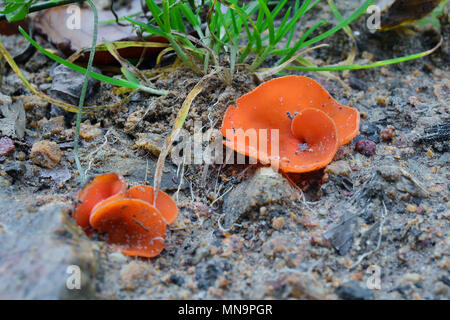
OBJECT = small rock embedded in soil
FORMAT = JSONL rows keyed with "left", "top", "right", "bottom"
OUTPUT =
{"left": 50, "top": 64, "right": 100, "bottom": 105}
{"left": 40, "top": 167, "right": 71, "bottom": 185}
{"left": 272, "top": 217, "right": 286, "bottom": 230}
{"left": 380, "top": 125, "right": 396, "bottom": 142}
{"left": 336, "top": 281, "right": 374, "bottom": 300}
{"left": 0, "top": 137, "right": 15, "bottom": 156}
{"left": 0, "top": 196, "right": 97, "bottom": 299}
{"left": 355, "top": 139, "right": 376, "bottom": 157}
{"left": 135, "top": 132, "right": 164, "bottom": 157}
{"left": 324, "top": 212, "right": 357, "bottom": 255}
{"left": 325, "top": 160, "right": 351, "bottom": 177}
{"left": 222, "top": 167, "right": 296, "bottom": 228}
{"left": 30, "top": 140, "right": 62, "bottom": 168}
{"left": 266, "top": 271, "right": 329, "bottom": 299}
{"left": 3, "top": 161, "right": 26, "bottom": 180}
{"left": 37, "top": 116, "right": 65, "bottom": 138}
{"left": 80, "top": 121, "right": 102, "bottom": 141}
{"left": 348, "top": 77, "right": 367, "bottom": 91}
{"left": 22, "top": 95, "right": 49, "bottom": 111}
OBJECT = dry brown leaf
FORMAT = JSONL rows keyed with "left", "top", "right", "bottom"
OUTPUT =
{"left": 381, "top": 0, "right": 445, "bottom": 30}
{"left": 0, "top": 19, "right": 29, "bottom": 36}
{"left": 35, "top": 2, "right": 168, "bottom": 64}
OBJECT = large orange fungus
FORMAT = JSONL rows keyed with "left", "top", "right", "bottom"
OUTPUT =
{"left": 221, "top": 76, "right": 360, "bottom": 173}
{"left": 73, "top": 173, "right": 178, "bottom": 258}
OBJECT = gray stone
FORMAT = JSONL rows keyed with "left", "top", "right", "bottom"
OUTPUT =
{"left": 222, "top": 167, "right": 296, "bottom": 228}
{"left": 324, "top": 212, "right": 358, "bottom": 255}
{"left": 336, "top": 281, "right": 374, "bottom": 300}
{"left": 50, "top": 64, "right": 100, "bottom": 106}
{"left": 0, "top": 195, "right": 97, "bottom": 299}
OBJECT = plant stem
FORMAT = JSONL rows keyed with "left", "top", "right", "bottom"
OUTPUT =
{"left": 0, "top": 0, "right": 86, "bottom": 22}
{"left": 74, "top": 0, "right": 97, "bottom": 184}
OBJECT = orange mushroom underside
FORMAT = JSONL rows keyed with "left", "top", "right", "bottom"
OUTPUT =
{"left": 221, "top": 76, "right": 360, "bottom": 173}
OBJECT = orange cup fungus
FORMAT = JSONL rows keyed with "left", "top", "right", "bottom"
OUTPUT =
{"left": 221, "top": 76, "right": 360, "bottom": 173}
{"left": 73, "top": 173, "right": 178, "bottom": 258}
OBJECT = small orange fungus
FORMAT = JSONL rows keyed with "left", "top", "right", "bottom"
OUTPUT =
{"left": 73, "top": 173, "right": 126, "bottom": 231}
{"left": 221, "top": 76, "right": 360, "bottom": 173}
{"left": 127, "top": 185, "right": 179, "bottom": 225}
{"left": 73, "top": 173, "right": 178, "bottom": 258}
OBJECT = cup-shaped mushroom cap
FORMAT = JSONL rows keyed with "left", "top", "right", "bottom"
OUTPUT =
{"left": 127, "top": 185, "right": 178, "bottom": 225}
{"left": 73, "top": 173, "right": 127, "bottom": 231}
{"left": 220, "top": 76, "right": 359, "bottom": 173}
{"left": 288, "top": 108, "right": 339, "bottom": 172}
{"left": 89, "top": 198, "right": 166, "bottom": 258}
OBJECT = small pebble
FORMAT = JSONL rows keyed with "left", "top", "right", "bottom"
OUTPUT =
{"left": 272, "top": 217, "right": 286, "bottom": 230}
{"left": 0, "top": 137, "right": 15, "bottom": 156}
{"left": 21, "top": 96, "right": 49, "bottom": 110}
{"left": 37, "top": 116, "right": 65, "bottom": 137}
{"left": 380, "top": 125, "right": 396, "bottom": 142}
{"left": 79, "top": 121, "right": 102, "bottom": 141}
{"left": 135, "top": 132, "right": 164, "bottom": 157}
{"left": 325, "top": 160, "right": 351, "bottom": 177}
{"left": 377, "top": 96, "right": 388, "bottom": 107}
{"left": 30, "top": 140, "right": 61, "bottom": 168}
{"left": 406, "top": 204, "right": 417, "bottom": 213}
{"left": 355, "top": 139, "right": 376, "bottom": 157}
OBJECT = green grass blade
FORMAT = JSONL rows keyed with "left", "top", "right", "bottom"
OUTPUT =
{"left": 170, "top": 6, "right": 186, "bottom": 33}
{"left": 286, "top": 0, "right": 300, "bottom": 47}
{"left": 275, "top": 0, "right": 311, "bottom": 43}
{"left": 180, "top": 3, "right": 200, "bottom": 27}
{"left": 127, "top": 17, "right": 200, "bottom": 73}
{"left": 298, "top": 0, "right": 375, "bottom": 49}
{"left": 257, "top": 0, "right": 275, "bottom": 45}
{"left": 162, "top": 0, "right": 171, "bottom": 32}
{"left": 121, "top": 67, "right": 141, "bottom": 85}
{"left": 145, "top": 0, "right": 163, "bottom": 27}
{"left": 74, "top": 0, "right": 98, "bottom": 184}
{"left": 288, "top": 39, "right": 442, "bottom": 71}
{"left": 304, "top": 0, "right": 322, "bottom": 14}
{"left": 275, "top": 7, "right": 291, "bottom": 42}
{"left": 281, "top": 18, "right": 327, "bottom": 63}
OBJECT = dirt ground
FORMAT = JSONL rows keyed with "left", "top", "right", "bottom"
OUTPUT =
{"left": 0, "top": 0, "right": 449, "bottom": 299}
